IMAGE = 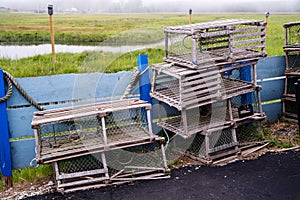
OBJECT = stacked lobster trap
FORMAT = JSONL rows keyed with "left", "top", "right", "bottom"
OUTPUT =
{"left": 32, "top": 98, "right": 169, "bottom": 192}
{"left": 282, "top": 21, "right": 300, "bottom": 120}
{"left": 151, "top": 19, "right": 267, "bottom": 162}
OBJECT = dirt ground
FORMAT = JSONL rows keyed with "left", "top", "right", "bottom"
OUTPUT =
{"left": 23, "top": 150, "right": 300, "bottom": 200}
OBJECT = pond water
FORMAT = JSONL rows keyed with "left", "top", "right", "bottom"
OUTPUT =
{"left": 0, "top": 41, "right": 164, "bottom": 59}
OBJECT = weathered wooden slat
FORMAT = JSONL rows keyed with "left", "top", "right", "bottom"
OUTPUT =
{"left": 232, "top": 38, "right": 264, "bottom": 46}
{"left": 232, "top": 44, "right": 265, "bottom": 52}
{"left": 58, "top": 168, "right": 108, "bottom": 180}
{"left": 231, "top": 26, "right": 264, "bottom": 33}
{"left": 231, "top": 31, "right": 265, "bottom": 39}
{"left": 201, "top": 38, "right": 229, "bottom": 46}
{"left": 182, "top": 81, "right": 222, "bottom": 94}
{"left": 58, "top": 176, "right": 109, "bottom": 188}
{"left": 32, "top": 100, "right": 150, "bottom": 127}
{"left": 182, "top": 75, "right": 220, "bottom": 87}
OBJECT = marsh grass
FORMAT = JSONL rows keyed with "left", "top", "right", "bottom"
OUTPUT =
{"left": 1, "top": 12, "right": 299, "bottom": 55}
{"left": 0, "top": 48, "right": 164, "bottom": 77}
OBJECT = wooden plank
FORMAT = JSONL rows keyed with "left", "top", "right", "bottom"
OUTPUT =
{"left": 232, "top": 44, "right": 265, "bottom": 52}
{"left": 10, "top": 139, "right": 36, "bottom": 169}
{"left": 32, "top": 101, "right": 150, "bottom": 126}
{"left": 231, "top": 26, "right": 264, "bottom": 33}
{"left": 58, "top": 168, "right": 108, "bottom": 180}
{"left": 231, "top": 31, "right": 265, "bottom": 39}
{"left": 232, "top": 38, "right": 264, "bottom": 46}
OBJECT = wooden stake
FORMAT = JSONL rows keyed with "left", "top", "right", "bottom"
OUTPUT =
{"left": 49, "top": 14, "right": 56, "bottom": 62}
{"left": 189, "top": 9, "right": 192, "bottom": 24}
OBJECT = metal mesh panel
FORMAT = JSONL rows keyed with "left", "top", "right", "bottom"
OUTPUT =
{"left": 164, "top": 19, "right": 266, "bottom": 68}
{"left": 168, "top": 33, "right": 194, "bottom": 58}
{"left": 236, "top": 122, "right": 264, "bottom": 146}
{"left": 39, "top": 116, "right": 103, "bottom": 155}
{"left": 156, "top": 101, "right": 230, "bottom": 138}
{"left": 55, "top": 140, "right": 167, "bottom": 188}
{"left": 286, "top": 52, "right": 300, "bottom": 69}
{"left": 56, "top": 141, "right": 165, "bottom": 180}
{"left": 35, "top": 103, "right": 152, "bottom": 164}
{"left": 57, "top": 154, "right": 104, "bottom": 174}
{"left": 104, "top": 108, "right": 149, "bottom": 144}
{"left": 231, "top": 91, "right": 259, "bottom": 119}
{"left": 106, "top": 141, "right": 165, "bottom": 174}
{"left": 186, "top": 127, "right": 236, "bottom": 159}
{"left": 285, "top": 22, "right": 300, "bottom": 46}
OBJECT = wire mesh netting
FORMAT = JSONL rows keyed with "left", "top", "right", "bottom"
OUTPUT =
{"left": 35, "top": 104, "right": 153, "bottom": 164}
{"left": 231, "top": 91, "right": 259, "bottom": 119}
{"left": 155, "top": 100, "right": 229, "bottom": 138}
{"left": 56, "top": 140, "right": 167, "bottom": 186}
{"left": 286, "top": 52, "right": 300, "bottom": 69}
{"left": 164, "top": 19, "right": 266, "bottom": 68}
{"left": 284, "top": 22, "right": 300, "bottom": 46}
{"left": 162, "top": 126, "right": 237, "bottom": 162}
{"left": 236, "top": 122, "right": 265, "bottom": 146}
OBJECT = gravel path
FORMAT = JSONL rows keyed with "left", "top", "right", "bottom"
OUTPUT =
{"left": 24, "top": 150, "right": 300, "bottom": 200}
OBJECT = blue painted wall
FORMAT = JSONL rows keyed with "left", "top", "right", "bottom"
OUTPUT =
{"left": 1, "top": 56, "right": 286, "bottom": 170}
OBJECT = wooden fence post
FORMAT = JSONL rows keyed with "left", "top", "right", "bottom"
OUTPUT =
{"left": 138, "top": 54, "right": 151, "bottom": 104}
{"left": 0, "top": 69, "right": 13, "bottom": 189}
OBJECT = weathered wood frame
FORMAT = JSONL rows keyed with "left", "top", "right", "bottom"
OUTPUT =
{"left": 31, "top": 98, "right": 169, "bottom": 192}
{"left": 164, "top": 19, "right": 267, "bottom": 69}
{"left": 282, "top": 21, "right": 300, "bottom": 120}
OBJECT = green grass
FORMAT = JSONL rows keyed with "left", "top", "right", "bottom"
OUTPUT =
{"left": 0, "top": 164, "right": 53, "bottom": 190}
{"left": 0, "top": 48, "right": 164, "bottom": 78}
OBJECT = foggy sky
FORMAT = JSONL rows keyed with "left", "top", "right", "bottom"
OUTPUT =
{"left": 1, "top": 0, "right": 300, "bottom": 13}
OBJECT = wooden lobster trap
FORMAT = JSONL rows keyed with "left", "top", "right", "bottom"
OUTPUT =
{"left": 164, "top": 19, "right": 267, "bottom": 69}
{"left": 53, "top": 140, "right": 168, "bottom": 192}
{"left": 151, "top": 63, "right": 264, "bottom": 138}
{"left": 31, "top": 98, "right": 169, "bottom": 192}
{"left": 282, "top": 21, "right": 300, "bottom": 120}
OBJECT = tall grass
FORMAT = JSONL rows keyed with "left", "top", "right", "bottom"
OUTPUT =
{"left": 0, "top": 48, "right": 164, "bottom": 77}
{"left": 1, "top": 12, "right": 299, "bottom": 51}
{"left": 0, "top": 164, "right": 53, "bottom": 190}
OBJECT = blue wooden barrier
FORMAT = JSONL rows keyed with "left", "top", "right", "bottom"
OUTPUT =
{"left": 0, "top": 70, "right": 12, "bottom": 178}
{"left": 0, "top": 55, "right": 287, "bottom": 170}
{"left": 5, "top": 71, "right": 134, "bottom": 169}
{"left": 257, "top": 56, "right": 286, "bottom": 122}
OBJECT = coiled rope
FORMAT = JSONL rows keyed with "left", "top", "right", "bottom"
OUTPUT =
{"left": 0, "top": 71, "right": 44, "bottom": 111}
{"left": 121, "top": 66, "right": 150, "bottom": 100}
